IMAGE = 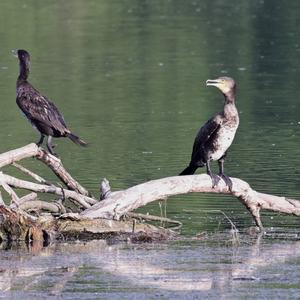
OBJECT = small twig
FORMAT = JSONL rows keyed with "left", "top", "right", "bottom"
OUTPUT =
{"left": 126, "top": 212, "right": 182, "bottom": 227}
{"left": 210, "top": 210, "right": 239, "bottom": 232}
{"left": 0, "top": 190, "right": 5, "bottom": 205}
{"left": 55, "top": 200, "right": 67, "bottom": 214}
{"left": 188, "top": 209, "right": 240, "bottom": 244}
{"left": 12, "top": 162, "right": 50, "bottom": 185}
{"left": 132, "top": 219, "right": 136, "bottom": 233}
{"left": 57, "top": 183, "right": 66, "bottom": 203}
{"left": 0, "top": 180, "right": 20, "bottom": 206}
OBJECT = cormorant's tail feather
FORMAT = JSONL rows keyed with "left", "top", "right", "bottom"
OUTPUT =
{"left": 179, "top": 164, "right": 198, "bottom": 175}
{"left": 67, "top": 133, "right": 87, "bottom": 147}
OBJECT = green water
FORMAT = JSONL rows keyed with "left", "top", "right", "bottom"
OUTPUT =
{"left": 0, "top": 0, "right": 300, "bottom": 298}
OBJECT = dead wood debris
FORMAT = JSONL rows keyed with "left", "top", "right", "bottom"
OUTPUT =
{"left": 0, "top": 143, "right": 299, "bottom": 243}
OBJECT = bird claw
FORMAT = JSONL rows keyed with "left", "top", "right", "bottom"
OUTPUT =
{"left": 219, "top": 174, "right": 233, "bottom": 191}
{"left": 209, "top": 173, "right": 221, "bottom": 188}
{"left": 51, "top": 151, "right": 59, "bottom": 158}
{"left": 47, "top": 147, "right": 58, "bottom": 157}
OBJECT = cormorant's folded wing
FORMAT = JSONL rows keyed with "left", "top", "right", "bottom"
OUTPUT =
{"left": 17, "top": 87, "right": 68, "bottom": 135}
{"left": 191, "top": 116, "right": 222, "bottom": 159}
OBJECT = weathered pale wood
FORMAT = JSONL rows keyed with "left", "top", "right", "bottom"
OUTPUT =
{"left": 19, "top": 192, "right": 38, "bottom": 203}
{"left": 1, "top": 143, "right": 300, "bottom": 235}
{"left": 0, "top": 191, "right": 4, "bottom": 205}
{"left": 19, "top": 200, "right": 64, "bottom": 214}
{"left": 0, "top": 143, "right": 39, "bottom": 168}
{"left": 36, "top": 148, "right": 91, "bottom": 197}
{"left": 0, "top": 143, "right": 92, "bottom": 198}
{"left": 0, "top": 179, "right": 20, "bottom": 206}
{"left": 82, "top": 174, "right": 300, "bottom": 229}
{"left": 0, "top": 173, "right": 94, "bottom": 209}
{"left": 10, "top": 192, "right": 38, "bottom": 209}
{"left": 12, "top": 162, "right": 49, "bottom": 184}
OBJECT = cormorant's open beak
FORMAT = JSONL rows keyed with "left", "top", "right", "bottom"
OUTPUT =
{"left": 206, "top": 79, "right": 221, "bottom": 87}
{"left": 11, "top": 49, "right": 18, "bottom": 58}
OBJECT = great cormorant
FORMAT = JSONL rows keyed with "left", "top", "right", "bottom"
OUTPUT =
{"left": 179, "top": 77, "right": 239, "bottom": 190}
{"left": 14, "top": 49, "right": 87, "bottom": 156}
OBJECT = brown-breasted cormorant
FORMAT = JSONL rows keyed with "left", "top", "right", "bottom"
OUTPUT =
{"left": 14, "top": 49, "right": 87, "bottom": 156}
{"left": 179, "top": 77, "right": 239, "bottom": 190}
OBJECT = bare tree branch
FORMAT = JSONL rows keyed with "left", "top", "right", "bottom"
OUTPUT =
{"left": 19, "top": 200, "right": 64, "bottom": 214}
{"left": 0, "top": 173, "right": 93, "bottom": 209}
{"left": 0, "top": 144, "right": 39, "bottom": 168}
{"left": 0, "top": 180, "right": 20, "bottom": 206}
{"left": 12, "top": 162, "right": 49, "bottom": 184}
{"left": 82, "top": 174, "right": 300, "bottom": 230}
{"left": 1, "top": 143, "right": 300, "bottom": 237}
{"left": 36, "top": 148, "right": 92, "bottom": 197}
{"left": 19, "top": 192, "right": 38, "bottom": 203}
{"left": 10, "top": 193, "right": 38, "bottom": 210}
{"left": 0, "top": 190, "right": 4, "bottom": 205}
{"left": 0, "top": 143, "right": 93, "bottom": 198}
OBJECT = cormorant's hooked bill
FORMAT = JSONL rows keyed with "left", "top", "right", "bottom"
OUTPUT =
{"left": 206, "top": 77, "right": 236, "bottom": 95}
{"left": 11, "top": 49, "right": 18, "bottom": 58}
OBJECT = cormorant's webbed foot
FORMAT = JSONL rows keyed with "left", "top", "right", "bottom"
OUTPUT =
{"left": 46, "top": 136, "right": 58, "bottom": 157}
{"left": 206, "top": 161, "right": 220, "bottom": 188}
{"left": 219, "top": 173, "right": 233, "bottom": 191}
{"left": 217, "top": 157, "right": 233, "bottom": 191}
{"left": 209, "top": 172, "right": 221, "bottom": 188}
{"left": 36, "top": 134, "right": 45, "bottom": 147}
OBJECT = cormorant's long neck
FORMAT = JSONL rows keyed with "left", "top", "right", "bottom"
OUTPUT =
{"left": 223, "top": 92, "right": 237, "bottom": 117}
{"left": 224, "top": 91, "right": 235, "bottom": 104}
{"left": 18, "top": 59, "right": 30, "bottom": 82}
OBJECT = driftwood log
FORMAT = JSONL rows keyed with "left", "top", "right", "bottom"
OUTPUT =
{"left": 0, "top": 143, "right": 300, "bottom": 243}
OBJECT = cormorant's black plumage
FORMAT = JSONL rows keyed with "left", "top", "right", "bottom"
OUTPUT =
{"left": 15, "top": 49, "right": 87, "bottom": 156}
{"left": 179, "top": 77, "right": 239, "bottom": 190}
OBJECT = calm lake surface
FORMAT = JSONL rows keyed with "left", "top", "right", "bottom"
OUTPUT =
{"left": 0, "top": 0, "right": 300, "bottom": 298}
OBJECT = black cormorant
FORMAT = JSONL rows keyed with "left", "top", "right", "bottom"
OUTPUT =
{"left": 14, "top": 49, "right": 87, "bottom": 156}
{"left": 179, "top": 77, "right": 239, "bottom": 190}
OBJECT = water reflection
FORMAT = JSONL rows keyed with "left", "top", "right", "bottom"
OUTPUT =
{"left": 0, "top": 233, "right": 300, "bottom": 298}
